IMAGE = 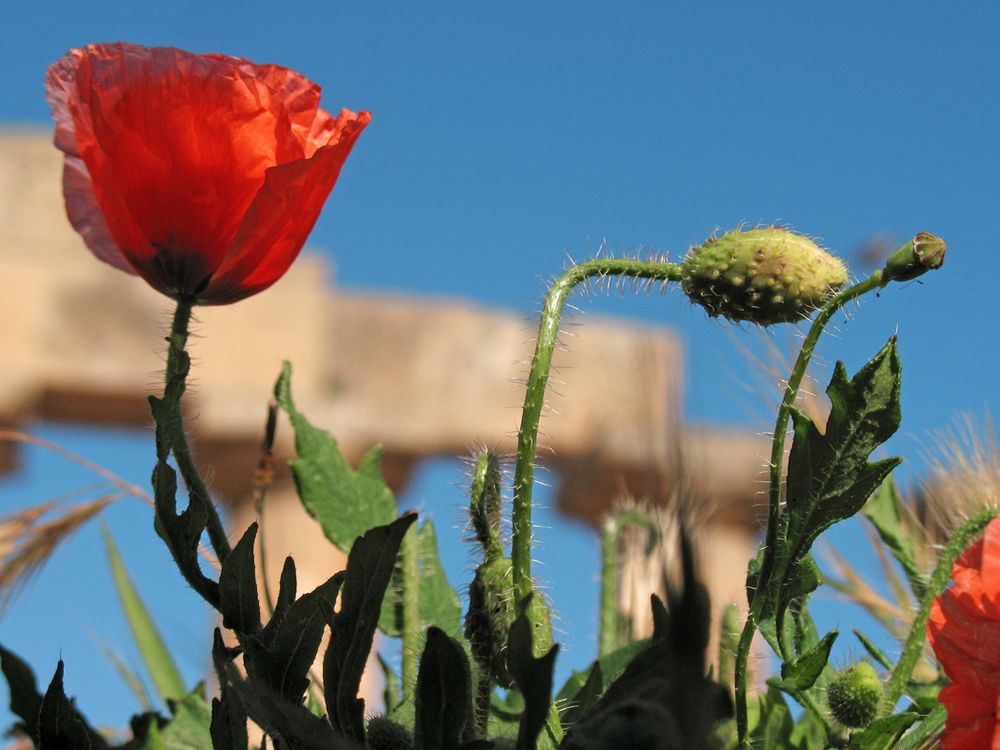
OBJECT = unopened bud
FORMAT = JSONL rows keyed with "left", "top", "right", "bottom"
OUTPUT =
{"left": 882, "top": 232, "right": 946, "bottom": 283}
{"left": 827, "top": 662, "right": 882, "bottom": 729}
{"left": 681, "top": 228, "right": 848, "bottom": 325}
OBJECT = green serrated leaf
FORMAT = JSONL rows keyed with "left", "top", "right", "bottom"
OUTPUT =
{"left": 755, "top": 337, "right": 903, "bottom": 653}
{"left": 102, "top": 524, "right": 186, "bottom": 705}
{"left": 414, "top": 627, "right": 473, "bottom": 749}
{"left": 274, "top": 363, "right": 396, "bottom": 551}
{"left": 780, "top": 631, "right": 837, "bottom": 691}
{"left": 156, "top": 687, "right": 213, "bottom": 750}
{"left": 325, "top": 514, "right": 417, "bottom": 744}
{"left": 380, "top": 519, "right": 462, "bottom": 639}
{"left": 863, "top": 475, "right": 927, "bottom": 599}
{"left": 846, "top": 712, "right": 918, "bottom": 749}
{"left": 0, "top": 644, "right": 43, "bottom": 745}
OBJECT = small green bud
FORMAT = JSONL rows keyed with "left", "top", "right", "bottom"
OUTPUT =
{"left": 882, "top": 232, "right": 946, "bottom": 283}
{"left": 366, "top": 716, "right": 414, "bottom": 750}
{"left": 466, "top": 555, "right": 517, "bottom": 688}
{"left": 681, "top": 227, "right": 848, "bottom": 325}
{"left": 827, "top": 662, "right": 882, "bottom": 729}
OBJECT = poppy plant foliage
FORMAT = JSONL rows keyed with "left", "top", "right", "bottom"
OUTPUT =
{"left": 928, "top": 515, "right": 1000, "bottom": 749}
{"left": 46, "top": 42, "right": 370, "bottom": 305}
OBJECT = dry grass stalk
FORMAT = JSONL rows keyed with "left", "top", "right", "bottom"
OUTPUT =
{"left": 0, "top": 494, "right": 115, "bottom": 612}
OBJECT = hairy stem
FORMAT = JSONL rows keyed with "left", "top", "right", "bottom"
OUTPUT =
{"left": 735, "top": 271, "right": 885, "bottom": 749}
{"left": 881, "top": 507, "right": 998, "bottom": 715}
{"left": 598, "top": 516, "right": 620, "bottom": 658}
{"left": 400, "top": 523, "right": 421, "bottom": 701}
{"left": 511, "top": 258, "right": 682, "bottom": 606}
{"left": 164, "top": 298, "right": 232, "bottom": 562}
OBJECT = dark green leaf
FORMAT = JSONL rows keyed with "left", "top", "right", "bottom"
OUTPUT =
{"left": 210, "top": 694, "right": 248, "bottom": 750}
{"left": 414, "top": 627, "right": 473, "bottom": 750}
{"left": 221, "top": 661, "right": 357, "bottom": 750}
{"left": 553, "top": 638, "right": 648, "bottom": 709}
{"left": 245, "top": 568, "right": 343, "bottom": 703}
{"left": 779, "top": 631, "right": 837, "bottom": 691}
{"left": 754, "top": 337, "right": 903, "bottom": 652}
{"left": 151, "top": 460, "right": 219, "bottom": 608}
{"left": 507, "top": 597, "right": 558, "bottom": 750}
{"left": 863, "top": 475, "right": 927, "bottom": 599}
{"left": 218, "top": 523, "right": 262, "bottom": 637}
{"left": 325, "top": 514, "right": 417, "bottom": 744}
{"left": 0, "top": 644, "right": 43, "bottom": 745}
{"left": 846, "top": 712, "right": 918, "bottom": 749}
{"left": 38, "top": 660, "right": 102, "bottom": 750}
{"left": 274, "top": 363, "right": 396, "bottom": 551}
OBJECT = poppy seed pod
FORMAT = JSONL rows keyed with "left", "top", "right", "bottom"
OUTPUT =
{"left": 46, "top": 42, "right": 370, "bottom": 305}
{"left": 681, "top": 228, "right": 848, "bottom": 325}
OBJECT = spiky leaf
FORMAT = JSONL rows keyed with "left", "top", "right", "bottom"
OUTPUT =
{"left": 414, "top": 627, "right": 473, "bottom": 749}
{"left": 750, "top": 337, "right": 902, "bottom": 652}
{"left": 325, "top": 514, "right": 417, "bottom": 744}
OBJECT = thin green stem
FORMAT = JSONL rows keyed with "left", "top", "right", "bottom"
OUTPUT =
{"left": 880, "top": 507, "right": 998, "bottom": 716}
{"left": 735, "top": 271, "right": 885, "bottom": 749}
{"left": 164, "top": 298, "right": 232, "bottom": 562}
{"left": 255, "top": 402, "right": 279, "bottom": 620}
{"left": 511, "top": 258, "right": 682, "bottom": 605}
{"left": 598, "top": 517, "right": 619, "bottom": 658}
{"left": 400, "top": 523, "right": 421, "bottom": 701}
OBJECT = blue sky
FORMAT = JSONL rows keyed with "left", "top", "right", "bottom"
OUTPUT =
{"left": 2, "top": 1, "right": 999, "bottom": 732}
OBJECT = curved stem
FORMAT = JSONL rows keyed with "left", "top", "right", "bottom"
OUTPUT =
{"left": 164, "top": 299, "right": 232, "bottom": 561}
{"left": 880, "top": 507, "right": 998, "bottom": 715}
{"left": 511, "top": 258, "right": 682, "bottom": 603}
{"left": 735, "top": 271, "right": 885, "bottom": 748}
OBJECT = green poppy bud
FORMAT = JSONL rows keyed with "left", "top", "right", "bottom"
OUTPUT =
{"left": 827, "top": 662, "right": 882, "bottom": 729}
{"left": 882, "top": 232, "right": 946, "bottom": 283}
{"left": 681, "top": 228, "right": 848, "bottom": 325}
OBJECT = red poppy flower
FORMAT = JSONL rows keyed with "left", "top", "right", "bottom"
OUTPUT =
{"left": 928, "top": 515, "right": 1000, "bottom": 749}
{"left": 46, "top": 42, "right": 370, "bottom": 305}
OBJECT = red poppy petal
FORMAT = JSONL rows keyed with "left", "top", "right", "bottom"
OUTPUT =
{"left": 199, "top": 109, "right": 370, "bottom": 304}
{"left": 61, "top": 155, "right": 133, "bottom": 274}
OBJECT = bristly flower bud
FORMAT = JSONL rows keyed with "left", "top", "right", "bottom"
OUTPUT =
{"left": 882, "top": 232, "right": 946, "bottom": 283}
{"left": 827, "top": 662, "right": 883, "bottom": 729}
{"left": 681, "top": 227, "right": 849, "bottom": 325}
